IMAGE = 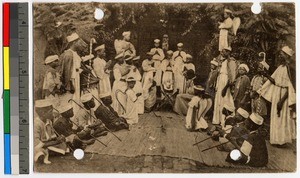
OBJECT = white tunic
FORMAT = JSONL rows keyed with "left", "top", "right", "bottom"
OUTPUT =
{"left": 93, "top": 57, "right": 112, "bottom": 98}
{"left": 172, "top": 51, "right": 187, "bottom": 93}
{"left": 150, "top": 47, "right": 165, "bottom": 86}
{"left": 127, "top": 65, "right": 144, "bottom": 114}
{"left": 212, "top": 59, "right": 235, "bottom": 126}
{"left": 69, "top": 49, "right": 82, "bottom": 114}
{"left": 218, "top": 17, "right": 233, "bottom": 51}
{"left": 123, "top": 89, "right": 139, "bottom": 125}
{"left": 258, "top": 65, "right": 296, "bottom": 145}
{"left": 111, "top": 63, "right": 128, "bottom": 115}
{"left": 185, "top": 96, "right": 211, "bottom": 130}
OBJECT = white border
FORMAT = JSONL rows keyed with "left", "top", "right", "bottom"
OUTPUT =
{"left": 0, "top": 0, "right": 298, "bottom": 178}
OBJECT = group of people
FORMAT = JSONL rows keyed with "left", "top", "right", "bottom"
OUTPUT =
{"left": 34, "top": 24, "right": 197, "bottom": 164}
{"left": 34, "top": 8, "right": 296, "bottom": 168}
{"left": 179, "top": 8, "right": 296, "bottom": 167}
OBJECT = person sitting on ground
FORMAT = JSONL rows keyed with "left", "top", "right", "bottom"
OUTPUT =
{"left": 52, "top": 104, "right": 95, "bottom": 150}
{"left": 185, "top": 85, "right": 212, "bottom": 132}
{"left": 94, "top": 96, "right": 129, "bottom": 131}
{"left": 219, "top": 113, "right": 268, "bottom": 167}
{"left": 34, "top": 99, "right": 68, "bottom": 164}
{"left": 72, "top": 93, "right": 108, "bottom": 139}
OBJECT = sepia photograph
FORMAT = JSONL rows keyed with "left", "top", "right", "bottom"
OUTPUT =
{"left": 33, "top": 2, "right": 296, "bottom": 173}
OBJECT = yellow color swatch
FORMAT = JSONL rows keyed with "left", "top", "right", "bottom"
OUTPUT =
{"left": 3, "top": 47, "right": 10, "bottom": 89}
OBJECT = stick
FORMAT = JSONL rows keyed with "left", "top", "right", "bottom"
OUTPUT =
{"left": 193, "top": 127, "right": 233, "bottom": 146}
{"left": 201, "top": 141, "right": 230, "bottom": 152}
{"left": 68, "top": 99, "right": 122, "bottom": 141}
{"left": 53, "top": 108, "right": 107, "bottom": 147}
{"left": 51, "top": 126, "right": 74, "bottom": 152}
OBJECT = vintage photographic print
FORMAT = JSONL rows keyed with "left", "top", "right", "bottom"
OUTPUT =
{"left": 33, "top": 2, "right": 296, "bottom": 173}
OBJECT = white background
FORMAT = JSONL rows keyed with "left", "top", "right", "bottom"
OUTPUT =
{"left": 0, "top": 0, "right": 299, "bottom": 177}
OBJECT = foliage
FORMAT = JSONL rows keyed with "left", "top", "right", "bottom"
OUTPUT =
{"left": 34, "top": 3, "right": 295, "bottom": 80}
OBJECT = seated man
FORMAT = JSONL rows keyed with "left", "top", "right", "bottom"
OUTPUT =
{"left": 34, "top": 99, "right": 68, "bottom": 164}
{"left": 173, "top": 72, "right": 196, "bottom": 116}
{"left": 220, "top": 113, "right": 268, "bottom": 167}
{"left": 52, "top": 104, "right": 95, "bottom": 150}
{"left": 72, "top": 93, "right": 108, "bottom": 139}
{"left": 185, "top": 85, "right": 212, "bottom": 132}
{"left": 94, "top": 96, "right": 129, "bottom": 131}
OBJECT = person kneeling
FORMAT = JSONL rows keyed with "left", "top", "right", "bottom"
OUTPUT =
{"left": 185, "top": 85, "right": 212, "bottom": 132}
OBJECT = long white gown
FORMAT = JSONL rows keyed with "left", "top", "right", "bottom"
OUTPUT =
{"left": 172, "top": 51, "right": 187, "bottom": 93}
{"left": 150, "top": 47, "right": 165, "bottom": 86}
{"left": 127, "top": 65, "right": 144, "bottom": 114}
{"left": 212, "top": 59, "right": 235, "bottom": 126}
{"left": 218, "top": 17, "right": 233, "bottom": 51}
{"left": 258, "top": 65, "right": 296, "bottom": 145}
{"left": 93, "top": 57, "right": 112, "bottom": 98}
{"left": 111, "top": 63, "right": 128, "bottom": 115}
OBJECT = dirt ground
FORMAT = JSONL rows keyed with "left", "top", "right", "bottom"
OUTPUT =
{"left": 35, "top": 153, "right": 279, "bottom": 173}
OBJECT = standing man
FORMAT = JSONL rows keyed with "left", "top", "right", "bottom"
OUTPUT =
{"left": 172, "top": 43, "right": 187, "bottom": 93}
{"left": 205, "top": 59, "right": 219, "bottom": 99}
{"left": 233, "top": 64, "right": 251, "bottom": 109}
{"left": 42, "top": 55, "right": 63, "bottom": 100}
{"left": 93, "top": 44, "right": 112, "bottom": 99}
{"left": 218, "top": 9, "right": 233, "bottom": 51}
{"left": 258, "top": 46, "right": 296, "bottom": 147}
{"left": 150, "top": 39, "right": 165, "bottom": 95}
{"left": 212, "top": 47, "right": 237, "bottom": 126}
{"left": 114, "top": 31, "right": 136, "bottom": 57}
{"left": 251, "top": 54, "right": 270, "bottom": 119}
{"left": 127, "top": 56, "right": 144, "bottom": 114}
{"left": 162, "top": 34, "right": 169, "bottom": 53}
{"left": 60, "top": 32, "right": 88, "bottom": 113}
{"left": 142, "top": 52, "right": 157, "bottom": 112}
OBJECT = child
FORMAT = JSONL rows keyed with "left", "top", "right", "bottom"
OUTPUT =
{"left": 123, "top": 77, "right": 142, "bottom": 125}
{"left": 233, "top": 64, "right": 250, "bottom": 109}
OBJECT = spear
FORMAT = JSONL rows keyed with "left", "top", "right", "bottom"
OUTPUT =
{"left": 53, "top": 108, "right": 107, "bottom": 147}
{"left": 68, "top": 99, "right": 122, "bottom": 141}
{"left": 201, "top": 141, "right": 230, "bottom": 152}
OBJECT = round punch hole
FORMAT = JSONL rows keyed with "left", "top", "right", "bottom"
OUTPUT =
{"left": 73, "top": 149, "right": 85, "bottom": 160}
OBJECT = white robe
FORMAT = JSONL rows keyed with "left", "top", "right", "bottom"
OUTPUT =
{"left": 142, "top": 59, "right": 155, "bottom": 99}
{"left": 111, "top": 63, "right": 128, "bottom": 115}
{"left": 218, "top": 17, "right": 233, "bottom": 51}
{"left": 127, "top": 66, "right": 144, "bottom": 114}
{"left": 161, "top": 59, "right": 172, "bottom": 72}
{"left": 212, "top": 59, "right": 235, "bottom": 126}
{"left": 185, "top": 96, "right": 210, "bottom": 130}
{"left": 150, "top": 47, "right": 165, "bottom": 86}
{"left": 123, "top": 89, "right": 139, "bottom": 125}
{"left": 258, "top": 65, "right": 296, "bottom": 145}
{"left": 93, "top": 57, "right": 112, "bottom": 98}
{"left": 172, "top": 51, "right": 187, "bottom": 93}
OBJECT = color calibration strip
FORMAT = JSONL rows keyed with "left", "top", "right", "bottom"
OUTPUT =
{"left": 3, "top": 3, "right": 11, "bottom": 175}
{"left": 3, "top": 3, "right": 29, "bottom": 174}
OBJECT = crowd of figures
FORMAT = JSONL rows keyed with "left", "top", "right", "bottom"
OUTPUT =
{"left": 34, "top": 8, "right": 296, "bottom": 168}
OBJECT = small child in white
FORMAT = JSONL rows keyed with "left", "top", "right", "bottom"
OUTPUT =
{"left": 124, "top": 77, "right": 142, "bottom": 125}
